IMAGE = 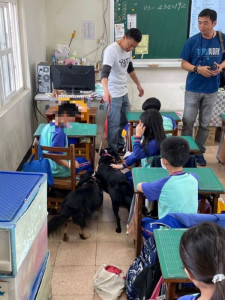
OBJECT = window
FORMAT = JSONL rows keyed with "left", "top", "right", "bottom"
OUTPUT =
{"left": 0, "top": 0, "right": 23, "bottom": 108}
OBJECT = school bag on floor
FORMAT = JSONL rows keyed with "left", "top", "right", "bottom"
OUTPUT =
{"left": 126, "top": 235, "right": 161, "bottom": 300}
{"left": 93, "top": 264, "right": 125, "bottom": 300}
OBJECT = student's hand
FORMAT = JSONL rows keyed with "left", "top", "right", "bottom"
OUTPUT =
{"left": 103, "top": 90, "right": 112, "bottom": 103}
{"left": 137, "top": 84, "right": 144, "bottom": 97}
{"left": 137, "top": 183, "right": 143, "bottom": 192}
{"left": 135, "top": 122, "right": 146, "bottom": 137}
{"left": 110, "top": 164, "right": 124, "bottom": 170}
{"left": 75, "top": 160, "right": 80, "bottom": 168}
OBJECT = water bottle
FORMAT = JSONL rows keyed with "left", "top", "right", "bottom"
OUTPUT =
{"left": 51, "top": 51, "right": 57, "bottom": 65}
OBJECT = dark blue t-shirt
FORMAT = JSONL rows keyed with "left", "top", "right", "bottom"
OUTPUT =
{"left": 180, "top": 32, "right": 225, "bottom": 93}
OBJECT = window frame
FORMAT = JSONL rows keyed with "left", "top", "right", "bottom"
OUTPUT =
{"left": 0, "top": 0, "right": 23, "bottom": 109}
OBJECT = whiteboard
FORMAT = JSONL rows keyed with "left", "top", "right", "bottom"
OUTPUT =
{"left": 189, "top": 0, "right": 225, "bottom": 37}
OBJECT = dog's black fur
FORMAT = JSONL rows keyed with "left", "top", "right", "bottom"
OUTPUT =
{"left": 96, "top": 149, "right": 133, "bottom": 233}
{"left": 48, "top": 172, "right": 103, "bottom": 240}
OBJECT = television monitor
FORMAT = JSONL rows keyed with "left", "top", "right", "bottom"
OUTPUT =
{"left": 50, "top": 64, "right": 95, "bottom": 92}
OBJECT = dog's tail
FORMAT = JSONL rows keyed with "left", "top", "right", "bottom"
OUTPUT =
{"left": 48, "top": 215, "right": 69, "bottom": 237}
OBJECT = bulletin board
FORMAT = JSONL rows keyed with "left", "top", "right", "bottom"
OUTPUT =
{"left": 111, "top": 0, "right": 191, "bottom": 60}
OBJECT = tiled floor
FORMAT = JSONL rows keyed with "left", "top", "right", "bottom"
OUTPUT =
{"left": 49, "top": 144, "right": 225, "bottom": 299}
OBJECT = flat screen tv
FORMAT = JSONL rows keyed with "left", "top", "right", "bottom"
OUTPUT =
{"left": 51, "top": 64, "right": 95, "bottom": 92}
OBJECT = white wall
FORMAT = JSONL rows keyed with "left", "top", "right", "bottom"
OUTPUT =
{"left": 45, "top": 0, "right": 110, "bottom": 65}
{"left": 0, "top": 0, "right": 47, "bottom": 170}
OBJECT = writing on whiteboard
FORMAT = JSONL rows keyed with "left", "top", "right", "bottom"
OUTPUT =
{"left": 144, "top": 2, "right": 187, "bottom": 11}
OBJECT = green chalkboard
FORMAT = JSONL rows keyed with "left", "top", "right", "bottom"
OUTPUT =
{"left": 114, "top": 0, "right": 191, "bottom": 59}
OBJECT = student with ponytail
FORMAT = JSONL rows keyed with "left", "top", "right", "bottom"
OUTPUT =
{"left": 179, "top": 222, "right": 225, "bottom": 300}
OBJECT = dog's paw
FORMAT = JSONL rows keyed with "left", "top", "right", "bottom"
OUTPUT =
{"left": 79, "top": 233, "right": 91, "bottom": 240}
{"left": 116, "top": 227, "right": 122, "bottom": 233}
{"left": 63, "top": 233, "right": 69, "bottom": 242}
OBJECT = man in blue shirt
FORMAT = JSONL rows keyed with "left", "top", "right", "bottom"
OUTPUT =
{"left": 137, "top": 137, "right": 198, "bottom": 219}
{"left": 180, "top": 8, "right": 225, "bottom": 166}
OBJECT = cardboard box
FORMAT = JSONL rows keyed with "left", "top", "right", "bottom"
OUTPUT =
{"left": 193, "top": 126, "right": 216, "bottom": 146}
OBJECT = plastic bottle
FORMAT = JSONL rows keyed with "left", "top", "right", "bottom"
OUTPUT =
{"left": 51, "top": 51, "right": 57, "bottom": 65}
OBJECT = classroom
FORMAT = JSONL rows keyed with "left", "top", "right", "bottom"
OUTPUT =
{"left": 0, "top": 0, "right": 225, "bottom": 299}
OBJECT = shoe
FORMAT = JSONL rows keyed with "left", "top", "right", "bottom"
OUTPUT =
{"left": 196, "top": 154, "right": 207, "bottom": 166}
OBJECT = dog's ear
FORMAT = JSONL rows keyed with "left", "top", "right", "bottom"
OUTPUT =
{"left": 99, "top": 149, "right": 106, "bottom": 156}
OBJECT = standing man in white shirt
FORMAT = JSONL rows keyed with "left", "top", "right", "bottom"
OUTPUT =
{"left": 101, "top": 28, "right": 144, "bottom": 160}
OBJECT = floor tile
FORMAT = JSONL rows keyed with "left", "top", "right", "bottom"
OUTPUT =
{"left": 52, "top": 265, "right": 95, "bottom": 296}
{"left": 55, "top": 241, "right": 96, "bottom": 266}
{"left": 52, "top": 295, "right": 95, "bottom": 300}
{"left": 96, "top": 241, "right": 135, "bottom": 266}
{"left": 48, "top": 241, "right": 59, "bottom": 266}
{"left": 97, "top": 222, "right": 130, "bottom": 241}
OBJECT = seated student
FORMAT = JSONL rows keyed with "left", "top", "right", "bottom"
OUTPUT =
{"left": 178, "top": 222, "right": 225, "bottom": 300}
{"left": 137, "top": 136, "right": 198, "bottom": 219}
{"left": 142, "top": 97, "right": 177, "bottom": 132}
{"left": 40, "top": 102, "right": 92, "bottom": 177}
{"left": 111, "top": 109, "right": 166, "bottom": 170}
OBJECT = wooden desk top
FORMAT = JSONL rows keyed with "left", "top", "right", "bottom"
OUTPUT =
{"left": 132, "top": 167, "right": 225, "bottom": 193}
{"left": 154, "top": 228, "right": 189, "bottom": 280}
{"left": 131, "top": 135, "right": 200, "bottom": 152}
{"left": 34, "top": 123, "right": 97, "bottom": 137}
{"left": 126, "top": 111, "right": 181, "bottom": 122}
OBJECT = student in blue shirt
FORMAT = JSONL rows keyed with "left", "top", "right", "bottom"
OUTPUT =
{"left": 178, "top": 222, "right": 225, "bottom": 300}
{"left": 137, "top": 136, "right": 198, "bottom": 219}
{"left": 111, "top": 109, "right": 166, "bottom": 170}
{"left": 142, "top": 97, "right": 177, "bottom": 132}
{"left": 40, "top": 103, "right": 92, "bottom": 177}
{"left": 180, "top": 8, "right": 225, "bottom": 166}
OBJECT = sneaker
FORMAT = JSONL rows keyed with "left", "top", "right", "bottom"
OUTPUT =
{"left": 196, "top": 154, "right": 207, "bottom": 166}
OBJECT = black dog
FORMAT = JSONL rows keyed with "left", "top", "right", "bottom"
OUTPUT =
{"left": 96, "top": 149, "right": 133, "bottom": 233}
{"left": 48, "top": 172, "right": 103, "bottom": 240}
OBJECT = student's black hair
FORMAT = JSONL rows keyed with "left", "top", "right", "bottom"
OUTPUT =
{"left": 125, "top": 28, "right": 142, "bottom": 43}
{"left": 160, "top": 136, "right": 189, "bottom": 167}
{"left": 198, "top": 9, "right": 217, "bottom": 23}
{"left": 179, "top": 222, "right": 225, "bottom": 300}
{"left": 142, "top": 97, "right": 161, "bottom": 111}
{"left": 140, "top": 109, "right": 166, "bottom": 153}
{"left": 56, "top": 102, "right": 80, "bottom": 117}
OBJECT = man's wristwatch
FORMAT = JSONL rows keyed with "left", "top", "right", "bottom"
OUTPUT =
{"left": 193, "top": 66, "right": 198, "bottom": 73}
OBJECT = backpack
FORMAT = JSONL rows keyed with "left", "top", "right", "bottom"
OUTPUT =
{"left": 217, "top": 31, "right": 225, "bottom": 88}
{"left": 126, "top": 235, "right": 161, "bottom": 300}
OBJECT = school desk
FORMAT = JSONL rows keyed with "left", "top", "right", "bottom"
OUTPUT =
{"left": 45, "top": 105, "right": 98, "bottom": 124}
{"left": 131, "top": 135, "right": 200, "bottom": 153}
{"left": 132, "top": 167, "right": 225, "bottom": 257}
{"left": 34, "top": 123, "right": 97, "bottom": 167}
{"left": 126, "top": 111, "right": 181, "bottom": 150}
{"left": 154, "top": 228, "right": 190, "bottom": 299}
